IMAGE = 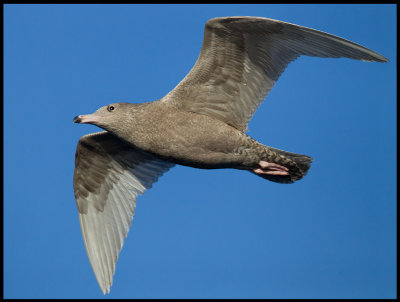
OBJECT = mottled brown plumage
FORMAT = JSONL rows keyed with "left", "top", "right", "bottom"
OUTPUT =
{"left": 73, "top": 16, "right": 388, "bottom": 294}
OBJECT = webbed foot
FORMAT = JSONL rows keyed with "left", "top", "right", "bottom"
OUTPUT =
{"left": 252, "top": 160, "right": 289, "bottom": 176}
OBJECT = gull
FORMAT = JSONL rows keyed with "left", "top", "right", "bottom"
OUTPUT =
{"left": 73, "top": 16, "right": 388, "bottom": 294}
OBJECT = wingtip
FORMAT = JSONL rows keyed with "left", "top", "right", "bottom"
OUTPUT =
{"left": 100, "top": 283, "right": 111, "bottom": 295}
{"left": 381, "top": 56, "right": 390, "bottom": 63}
{"left": 362, "top": 55, "right": 389, "bottom": 63}
{"left": 370, "top": 53, "right": 389, "bottom": 63}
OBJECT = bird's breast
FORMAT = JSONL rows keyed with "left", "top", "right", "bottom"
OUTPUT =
{"left": 127, "top": 107, "right": 258, "bottom": 169}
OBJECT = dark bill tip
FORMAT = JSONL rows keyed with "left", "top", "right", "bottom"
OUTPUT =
{"left": 73, "top": 115, "right": 82, "bottom": 123}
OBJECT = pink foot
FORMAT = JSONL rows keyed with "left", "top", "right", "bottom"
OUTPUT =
{"left": 253, "top": 160, "right": 289, "bottom": 176}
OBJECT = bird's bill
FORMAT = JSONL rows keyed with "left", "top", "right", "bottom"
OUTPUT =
{"left": 73, "top": 114, "right": 101, "bottom": 124}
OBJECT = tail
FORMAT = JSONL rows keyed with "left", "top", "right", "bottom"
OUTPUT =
{"left": 252, "top": 147, "right": 313, "bottom": 184}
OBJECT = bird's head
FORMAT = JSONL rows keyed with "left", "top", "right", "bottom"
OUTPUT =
{"left": 73, "top": 102, "right": 141, "bottom": 133}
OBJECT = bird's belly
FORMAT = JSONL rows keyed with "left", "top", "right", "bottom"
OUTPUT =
{"left": 135, "top": 111, "right": 259, "bottom": 169}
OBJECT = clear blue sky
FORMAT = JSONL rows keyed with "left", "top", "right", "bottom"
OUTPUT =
{"left": 4, "top": 4, "right": 396, "bottom": 299}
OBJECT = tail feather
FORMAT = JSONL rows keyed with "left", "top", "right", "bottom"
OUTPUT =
{"left": 253, "top": 147, "right": 313, "bottom": 184}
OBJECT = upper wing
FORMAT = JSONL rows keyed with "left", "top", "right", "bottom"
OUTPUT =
{"left": 73, "top": 131, "right": 174, "bottom": 294}
{"left": 161, "top": 16, "right": 388, "bottom": 131}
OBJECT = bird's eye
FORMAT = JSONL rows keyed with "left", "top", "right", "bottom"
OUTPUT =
{"left": 108, "top": 106, "right": 115, "bottom": 112}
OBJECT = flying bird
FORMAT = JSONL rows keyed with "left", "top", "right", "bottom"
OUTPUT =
{"left": 73, "top": 16, "right": 388, "bottom": 294}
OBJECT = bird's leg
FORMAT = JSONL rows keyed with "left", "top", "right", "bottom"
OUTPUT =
{"left": 253, "top": 160, "right": 289, "bottom": 176}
